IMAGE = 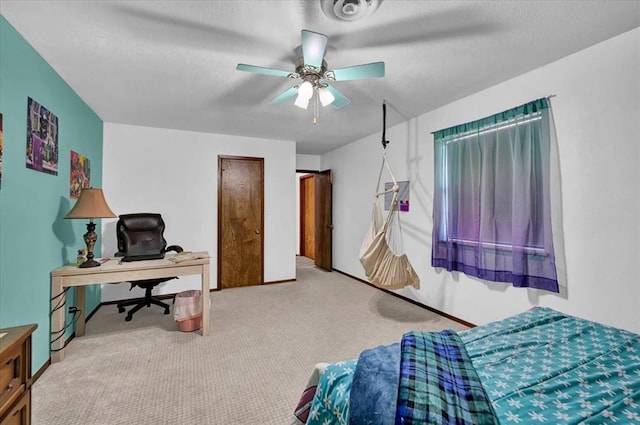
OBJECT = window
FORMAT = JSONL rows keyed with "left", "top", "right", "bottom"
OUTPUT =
{"left": 432, "top": 98, "right": 559, "bottom": 292}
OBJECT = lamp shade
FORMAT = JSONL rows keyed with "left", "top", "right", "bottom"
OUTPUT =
{"left": 65, "top": 188, "right": 116, "bottom": 219}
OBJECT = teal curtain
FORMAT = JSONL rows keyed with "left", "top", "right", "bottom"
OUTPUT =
{"left": 432, "top": 98, "right": 559, "bottom": 292}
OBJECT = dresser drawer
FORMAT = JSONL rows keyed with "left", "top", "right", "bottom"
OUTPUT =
{"left": 0, "top": 324, "right": 36, "bottom": 425}
{"left": 0, "top": 390, "right": 30, "bottom": 425}
{"left": 0, "top": 344, "right": 25, "bottom": 417}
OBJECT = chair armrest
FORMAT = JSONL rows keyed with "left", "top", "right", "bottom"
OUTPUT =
{"left": 165, "top": 245, "right": 184, "bottom": 253}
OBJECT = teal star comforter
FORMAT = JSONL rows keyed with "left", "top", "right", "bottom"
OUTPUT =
{"left": 293, "top": 307, "right": 640, "bottom": 424}
{"left": 461, "top": 307, "right": 640, "bottom": 424}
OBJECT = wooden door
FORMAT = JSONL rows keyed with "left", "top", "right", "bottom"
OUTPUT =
{"left": 314, "top": 170, "right": 333, "bottom": 271}
{"left": 299, "top": 174, "right": 315, "bottom": 259}
{"left": 218, "top": 156, "right": 264, "bottom": 288}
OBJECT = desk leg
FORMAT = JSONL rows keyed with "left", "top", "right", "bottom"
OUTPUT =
{"left": 51, "top": 276, "right": 65, "bottom": 363}
{"left": 76, "top": 286, "right": 86, "bottom": 337}
{"left": 201, "top": 264, "right": 210, "bottom": 336}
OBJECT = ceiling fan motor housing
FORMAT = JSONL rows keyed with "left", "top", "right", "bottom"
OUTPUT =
{"left": 321, "top": 0, "right": 384, "bottom": 22}
{"left": 295, "top": 57, "right": 330, "bottom": 85}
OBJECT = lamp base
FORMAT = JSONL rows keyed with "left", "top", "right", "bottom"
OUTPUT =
{"left": 80, "top": 221, "right": 100, "bottom": 268}
{"left": 79, "top": 258, "right": 101, "bottom": 268}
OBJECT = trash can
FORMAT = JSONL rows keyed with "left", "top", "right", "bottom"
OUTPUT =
{"left": 173, "top": 290, "right": 203, "bottom": 332}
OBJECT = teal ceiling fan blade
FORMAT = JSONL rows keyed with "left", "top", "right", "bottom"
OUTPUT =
{"left": 331, "top": 62, "right": 385, "bottom": 81}
{"left": 325, "top": 85, "right": 351, "bottom": 109}
{"left": 236, "top": 64, "right": 293, "bottom": 78}
{"left": 271, "top": 86, "right": 299, "bottom": 104}
{"left": 301, "top": 30, "right": 328, "bottom": 69}
{"left": 237, "top": 30, "right": 383, "bottom": 112}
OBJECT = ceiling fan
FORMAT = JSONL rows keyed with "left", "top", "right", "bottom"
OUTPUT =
{"left": 236, "top": 29, "right": 385, "bottom": 116}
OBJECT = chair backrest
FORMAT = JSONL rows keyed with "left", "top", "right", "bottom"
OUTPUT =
{"left": 117, "top": 213, "right": 167, "bottom": 260}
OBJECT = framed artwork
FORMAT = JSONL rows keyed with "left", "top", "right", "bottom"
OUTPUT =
{"left": 385, "top": 180, "right": 410, "bottom": 211}
{"left": 26, "top": 97, "right": 59, "bottom": 175}
{"left": 70, "top": 151, "right": 90, "bottom": 198}
{"left": 0, "top": 113, "right": 3, "bottom": 188}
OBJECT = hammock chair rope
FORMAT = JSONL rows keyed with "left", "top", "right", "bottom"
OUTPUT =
{"left": 359, "top": 152, "right": 420, "bottom": 290}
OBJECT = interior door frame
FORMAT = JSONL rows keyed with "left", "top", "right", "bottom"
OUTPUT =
{"left": 299, "top": 173, "right": 315, "bottom": 259}
{"left": 218, "top": 155, "right": 265, "bottom": 288}
{"left": 314, "top": 169, "right": 332, "bottom": 271}
{"left": 297, "top": 169, "right": 332, "bottom": 271}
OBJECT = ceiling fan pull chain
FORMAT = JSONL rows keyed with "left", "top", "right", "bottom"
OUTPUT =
{"left": 313, "top": 91, "right": 318, "bottom": 124}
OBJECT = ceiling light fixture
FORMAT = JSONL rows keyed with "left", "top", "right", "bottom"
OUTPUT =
{"left": 294, "top": 80, "right": 336, "bottom": 123}
{"left": 320, "top": 0, "right": 384, "bottom": 22}
{"left": 294, "top": 81, "right": 314, "bottom": 109}
{"left": 318, "top": 86, "right": 335, "bottom": 107}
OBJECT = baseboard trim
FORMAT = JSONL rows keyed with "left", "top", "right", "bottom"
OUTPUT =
{"left": 34, "top": 358, "right": 50, "bottom": 383}
{"left": 264, "top": 278, "right": 296, "bottom": 285}
{"left": 333, "top": 268, "right": 476, "bottom": 328}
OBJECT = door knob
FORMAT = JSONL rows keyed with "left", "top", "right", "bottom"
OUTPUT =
{"left": 255, "top": 229, "right": 260, "bottom": 234}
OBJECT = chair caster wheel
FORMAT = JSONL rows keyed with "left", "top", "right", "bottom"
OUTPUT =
{"left": 164, "top": 308, "right": 170, "bottom": 315}
{"left": 125, "top": 315, "right": 132, "bottom": 322}
{"left": 118, "top": 306, "right": 125, "bottom": 313}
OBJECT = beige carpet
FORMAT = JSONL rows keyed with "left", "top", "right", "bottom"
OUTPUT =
{"left": 33, "top": 257, "right": 468, "bottom": 425}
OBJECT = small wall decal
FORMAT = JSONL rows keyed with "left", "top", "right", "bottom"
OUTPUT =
{"left": 70, "top": 151, "right": 90, "bottom": 198}
{"left": 385, "top": 180, "right": 410, "bottom": 211}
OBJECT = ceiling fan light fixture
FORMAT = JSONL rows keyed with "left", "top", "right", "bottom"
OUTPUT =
{"left": 294, "top": 94, "right": 310, "bottom": 109}
{"left": 318, "top": 87, "right": 335, "bottom": 107}
{"left": 293, "top": 96, "right": 309, "bottom": 109}
{"left": 297, "top": 81, "right": 314, "bottom": 99}
{"left": 320, "top": 0, "right": 383, "bottom": 22}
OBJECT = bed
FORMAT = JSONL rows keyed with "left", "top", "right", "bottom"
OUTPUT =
{"left": 292, "top": 307, "right": 640, "bottom": 425}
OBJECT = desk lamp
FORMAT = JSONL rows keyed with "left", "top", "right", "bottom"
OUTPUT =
{"left": 65, "top": 188, "right": 116, "bottom": 268}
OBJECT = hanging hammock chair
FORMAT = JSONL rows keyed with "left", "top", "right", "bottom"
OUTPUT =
{"left": 359, "top": 102, "right": 420, "bottom": 290}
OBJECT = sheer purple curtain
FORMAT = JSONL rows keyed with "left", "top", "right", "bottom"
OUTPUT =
{"left": 432, "top": 99, "right": 559, "bottom": 293}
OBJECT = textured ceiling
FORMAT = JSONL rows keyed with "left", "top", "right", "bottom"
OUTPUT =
{"left": 1, "top": 1, "right": 639, "bottom": 154}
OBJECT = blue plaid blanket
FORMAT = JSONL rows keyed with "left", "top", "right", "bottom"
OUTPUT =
{"left": 396, "top": 330, "right": 498, "bottom": 425}
{"left": 302, "top": 330, "right": 498, "bottom": 425}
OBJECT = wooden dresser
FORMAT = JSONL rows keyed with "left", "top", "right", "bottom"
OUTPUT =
{"left": 0, "top": 324, "right": 37, "bottom": 425}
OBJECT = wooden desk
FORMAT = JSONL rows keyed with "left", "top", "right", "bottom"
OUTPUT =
{"left": 50, "top": 252, "right": 210, "bottom": 362}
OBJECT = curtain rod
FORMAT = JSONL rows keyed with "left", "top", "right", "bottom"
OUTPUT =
{"left": 429, "top": 95, "right": 557, "bottom": 134}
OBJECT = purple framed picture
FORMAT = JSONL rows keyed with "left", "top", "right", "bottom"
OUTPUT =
{"left": 385, "top": 180, "right": 410, "bottom": 211}
{"left": 26, "top": 97, "right": 59, "bottom": 175}
{"left": 70, "top": 151, "right": 90, "bottom": 198}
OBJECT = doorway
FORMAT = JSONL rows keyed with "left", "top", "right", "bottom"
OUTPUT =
{"left": 218, "top": 155, "right": 264, "bottom": 288}
{"left": 298, "top": 169, "right": 333, "bottom": 271}
{"left": 299, "top": 174, "right": 316, "bottom": 260}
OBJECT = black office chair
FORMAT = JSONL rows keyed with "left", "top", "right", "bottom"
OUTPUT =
{"left": 115, "top": 213, "right": 183, "bottom": 321}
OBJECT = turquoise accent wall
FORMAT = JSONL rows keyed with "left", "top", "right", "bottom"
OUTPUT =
{"left": 0, "top": 16, "right": 104, "bottom": 372}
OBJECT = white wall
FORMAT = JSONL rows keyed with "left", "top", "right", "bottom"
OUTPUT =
{"left": 323, "top": 28, "right": 640, "bottom": 333}
{"left": 101, "top": 123, "right": 297, "bottom": 302}
{"left": 296, "top": 154, "right": 321, "bottom": 171}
